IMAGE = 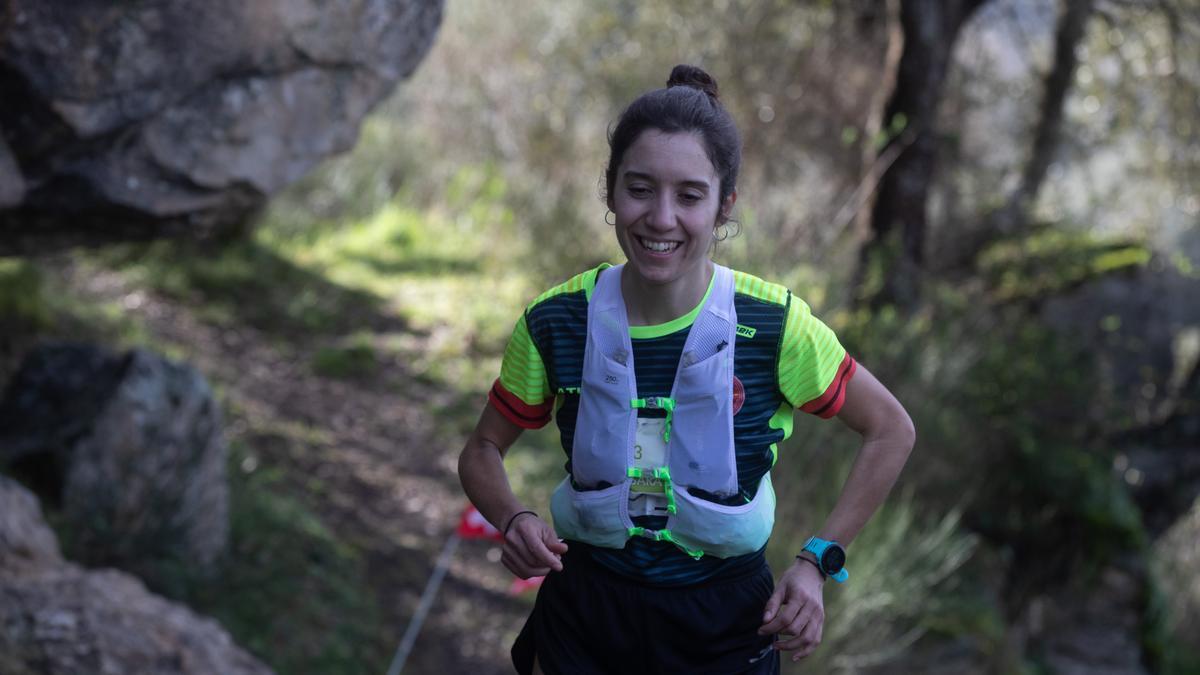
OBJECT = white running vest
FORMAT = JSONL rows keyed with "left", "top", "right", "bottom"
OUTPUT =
{"left": 549, "top": 263, "right": 775, "bottom": 559}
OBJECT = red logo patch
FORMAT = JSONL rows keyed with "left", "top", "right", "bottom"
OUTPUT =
{"left": 732, "top": 376, "right": 745, "bottom": 415}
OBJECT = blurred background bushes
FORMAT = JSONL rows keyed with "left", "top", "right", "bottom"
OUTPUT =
{"left": 3, "top": 0, "right": 1198, "bottom": 672}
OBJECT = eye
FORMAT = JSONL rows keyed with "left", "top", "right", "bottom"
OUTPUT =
{"left": 679, "top": 192, "right": 704, "bottom": 204}
{"left": 627, "top": 184, "right": 652, "bottom": 198}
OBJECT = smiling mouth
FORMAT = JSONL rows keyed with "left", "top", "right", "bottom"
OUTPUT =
{"left": 637, "top": 236, "right": 680, "bottom": 253}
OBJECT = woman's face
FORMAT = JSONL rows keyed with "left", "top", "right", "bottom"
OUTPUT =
{"left": 610, "top": 130, "right": 734, "bottom": 291}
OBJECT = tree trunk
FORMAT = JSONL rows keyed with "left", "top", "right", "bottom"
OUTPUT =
{"left": 853, "top": 0, "right": 989, "bottom": 310}
{"left": 989, "top": 0, "right": 1096, "bottom": 243}
{"left": 944, "top": 0, "right": 1096, "bottom": 273}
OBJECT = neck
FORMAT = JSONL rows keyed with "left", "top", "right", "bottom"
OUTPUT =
{"left": 620, "top": 260, "right": 714, "bottom": 327}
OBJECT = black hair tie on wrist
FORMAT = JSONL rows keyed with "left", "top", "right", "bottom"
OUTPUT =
{"left": 504, "top": 510, "right": 538, "bottom": 537}
{"left": 795, "top": 554, "right": 827, "bottom": 579}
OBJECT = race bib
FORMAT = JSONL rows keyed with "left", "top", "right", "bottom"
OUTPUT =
{"left": 629, "top": 418, "right": 669, "bottom": 516}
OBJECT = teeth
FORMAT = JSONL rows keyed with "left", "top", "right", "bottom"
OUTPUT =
{"left": 640, "top": 237, "right": 679, "bottom": 253}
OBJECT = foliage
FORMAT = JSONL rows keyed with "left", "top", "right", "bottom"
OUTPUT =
{"left": 172, "top": 446, "right": 386, "bottom": 675}
{"left": 312, "top": 334, "right": 378, "bottom": 379}
{"left": 0, "top": 258, "right": 51, "bottom": 333}
{"left": 976, "top": 227, "right": 1151, "bottom": 302}
{"left": 92, "top": 240, "right": 387, "bottom": 337}
{"left": 844, "top": 289, "right": 1145, "bottom": 583}
{"left": 8, "top": 0, "right": 1197, "bottom": 671}
{"left": 769, "top": 451, "right": 988, "bottom": 672}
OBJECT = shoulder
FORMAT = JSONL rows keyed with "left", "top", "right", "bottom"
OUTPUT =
{"left": 730, "top": 268, "right": 790, "bottom": 307}
{"left": 527, "top": 263, "right": 611, "bottom": 313}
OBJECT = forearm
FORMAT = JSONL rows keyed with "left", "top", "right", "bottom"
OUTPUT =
{"left": 814, "top": 421, "right": 914, "bottom": 547}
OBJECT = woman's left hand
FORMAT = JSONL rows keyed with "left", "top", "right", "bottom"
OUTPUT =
{"left": 758, "top": 558, "right": 825, "bottom": 661}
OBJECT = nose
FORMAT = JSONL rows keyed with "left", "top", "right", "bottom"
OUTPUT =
{"left": 646, "top": 194, "right": 675, "bottom": 230}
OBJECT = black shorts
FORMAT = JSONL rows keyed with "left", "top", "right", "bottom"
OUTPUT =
{"left": 511, "top": 547, "right": 780, "bottom": 675}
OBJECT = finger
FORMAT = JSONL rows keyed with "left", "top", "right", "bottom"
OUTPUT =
{"left": 523, "top": 528, "right": 564, "bottom": 571}
{"left": 501, "top": 550, "right": 552, "bottom": 579}
{"left": 759, "top": 588, "right": 785, "bottom": 627}
{"left": 758, "top": 599, "right": 802, "bottom": 636}
{"left": 544, "top": 533, "right": 568, "bottom": 555}
{"left": 777, "top": 611, "right": 823, "bottom": 659}
{"left": 774, "top": 608, "right": 815, "bottom": 650}
{"left": 790, "top": 621, "right": 823, "bottom": 662}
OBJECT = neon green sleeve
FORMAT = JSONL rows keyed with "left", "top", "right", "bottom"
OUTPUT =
{"left": 778, "top": 295, "right": 853, "bottom": 416}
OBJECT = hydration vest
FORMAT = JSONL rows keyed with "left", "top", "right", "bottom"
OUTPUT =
{"left": 549, "top": 263, "right": 776, "bottom": 559}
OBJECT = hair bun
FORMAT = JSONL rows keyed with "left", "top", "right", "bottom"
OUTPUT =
{"left": 667, "top": 64, "right": 719, "bottom": 101}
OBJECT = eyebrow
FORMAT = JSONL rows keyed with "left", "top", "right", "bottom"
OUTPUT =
{"left": 622, "top": 170, "right": 711, "bottom": 191}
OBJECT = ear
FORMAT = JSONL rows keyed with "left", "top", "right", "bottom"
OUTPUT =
{"left": 719, "top": 190, "right": 738, "bottom": 222}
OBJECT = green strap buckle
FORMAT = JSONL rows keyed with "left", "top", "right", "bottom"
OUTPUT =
{"left": 658, "top": 530, "right": 704, "bottom": 559}
{"left": 625, "top": 467, "right": 675, "bottom": 512}
{"left": 653, "top": 467, "right": 678, "bottom": 514}
{"left": 625, "top": 527, "right": 703, "bottom": 559}
{"left": 630, "top": 397, "right": 676, "bottom": 443}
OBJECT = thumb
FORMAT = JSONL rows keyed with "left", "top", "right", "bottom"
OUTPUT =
{"left": 542, "top": 527, "right": 568, "bottom": 553}
{"left": 762, "top": 587, "right": 784, "bottom": 623}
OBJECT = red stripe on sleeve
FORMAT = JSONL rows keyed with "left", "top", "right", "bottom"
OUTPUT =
{"left": 488, "top": 379, "right": 553, "bottom": 429}
{"left": 800, "top": 355, "right": 857, "bottom": 419}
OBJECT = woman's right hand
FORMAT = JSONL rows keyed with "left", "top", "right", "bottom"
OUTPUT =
{"left": 502, "top": 511, "right": 568, "bottom": 579}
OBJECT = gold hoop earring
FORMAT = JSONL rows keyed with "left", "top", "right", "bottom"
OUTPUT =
{"left": 604, "top": 210, "right": 616, "bottom": 226}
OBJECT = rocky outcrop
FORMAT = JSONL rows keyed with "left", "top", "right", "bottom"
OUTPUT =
{"left": 0, "top": 475, "right": 273, "bottom": 675}
{"left": 0, "top": 0, "right": 445, "bottom": 253}
{"left": 1041, "top": 252, "right": 1200, "bottom": 533}
{"left": 0, "top": 343, "right": 229, "bottom": 584}
{"left": 1016, "top": 564, "right": 1150, "bottom": 675}
{"left": 0, "top": 472, "right": 63, "bottom": 570}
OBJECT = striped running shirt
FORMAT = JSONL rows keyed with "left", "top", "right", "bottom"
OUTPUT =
{"left": 489, "top": 264, "right": 856, "bottom": 587}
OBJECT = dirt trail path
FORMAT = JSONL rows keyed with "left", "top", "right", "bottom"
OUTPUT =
{"left": 55, "top": 256, "right": 529, "bottom": 674}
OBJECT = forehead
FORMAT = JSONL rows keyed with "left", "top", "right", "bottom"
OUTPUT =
{"left": 619, "top": 130, "right": 716, "bottom": 183}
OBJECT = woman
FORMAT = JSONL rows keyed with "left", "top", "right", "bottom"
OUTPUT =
{"left": 458, "top": 65, "right": 915, "bottom": 674}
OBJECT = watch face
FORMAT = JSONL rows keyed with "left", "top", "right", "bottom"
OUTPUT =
{"left": 821, "top": 545, "right": 846, "bottom": 574}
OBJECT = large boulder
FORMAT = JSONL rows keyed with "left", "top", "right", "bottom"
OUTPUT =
{"left": 0, "top": 343, "right": 229, "bottom": 584}
{"left": 0, "top": 0, "right": 445, "bottom": 253}
{"left": 0, "top": 472, "right": 63, "bottom": 570}
{"left": 1041, "top": 251, "right": 1200, "bottom": 533}
{"left": 0, "top": 475, "right": 273, "bottom": 675}
{"left": 1016, "top": 564, "right": 1150, "bottom": 675}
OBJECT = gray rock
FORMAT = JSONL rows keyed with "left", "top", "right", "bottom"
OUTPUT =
{"left": 0, "top": 0, "right": 444, "bottom": 253}
{"left": 0, "top": 474, "right": 62, "bottom": 570}
{"left": 0, "top": 343, "right": 229, "bottom": 582}
{"left": 0, "top": 136, "right": 24, "bottom": 208}
{"left": 1041, "top": 250, "right": 1200, "bottom": 533}
{"left": 0, "top": 477, "right": 273, "bottom": 675}
{"left": 1018, "top": 565, "right": 1149, "bottom": 675}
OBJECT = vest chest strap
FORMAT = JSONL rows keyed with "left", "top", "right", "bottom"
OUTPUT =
{"left": 631, "top": 396, "right": 675, "bottom": 443}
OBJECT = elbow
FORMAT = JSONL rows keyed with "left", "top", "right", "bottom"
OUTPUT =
{"left": 900, "top": 413, "right": 916, "bottom": 455}
{"left": 893, "top": 406, "right": 916, "bottom": 456}
{"left": 458, "top": 434, "right": 502, "bottom": 484}
{"left": 457, "top": 438, "right": 481, "bottom": 486}
{"left": 870, "top": 403, "right": 915, "bottom": 457}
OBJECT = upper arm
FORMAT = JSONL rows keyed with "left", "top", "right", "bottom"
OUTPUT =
{"left": 835, "top": 363, "right": 915, "bottom": 442}
{"left": 466, "top": 401, "right": 528, "bottom": 459}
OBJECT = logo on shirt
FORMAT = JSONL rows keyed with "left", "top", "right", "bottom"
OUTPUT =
{"left": 736, "top": 324, "right": 757, "bottom": 339}
{"left": 733, "top": 376, "right": 745, "bottom": 415}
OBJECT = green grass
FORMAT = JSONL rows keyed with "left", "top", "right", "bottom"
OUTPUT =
{"left": 312, "top": 334, "right": 378, "bottom": 379}
{"left": 175, "top": 447, "right": 386, "bottom": 675}
{"left": 0, "top": 258, "right": 52, "bottom": 333}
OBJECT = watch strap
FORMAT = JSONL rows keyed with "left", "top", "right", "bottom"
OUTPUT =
{"left": 802, "top": 536, "right": 849, "bottom": 584}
